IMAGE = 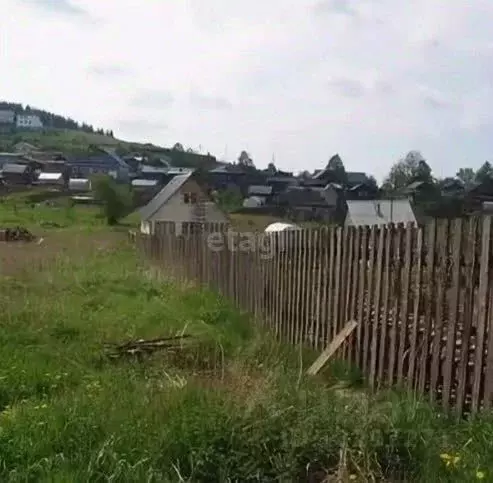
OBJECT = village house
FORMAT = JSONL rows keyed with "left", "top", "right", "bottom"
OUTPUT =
{"left": 0, "top": 153, "right": 28, "bottom": 167}
{"left": 0, "top": 163, "right": 35, "bottom": 185}
{"left": 37, "top": 172, "right": 65, "bottom": 187}
{"left": 139, "top": 170, "right": 229, "bottom": 235}
{"left": 276, "top": 184, "right": 341, "bottom": 223}
{"left": 16, "top": 114, "right": 43, "bottom": 130}
{"left": 345, "top": 199, "right": 417, "bottom": 227}
{"left": 68, "top": 147, "right": 130, "bottom": 182}
{"left": 464, "top": 179, "right": 493, "bottom": 212}
{"left": 246, "top": 184, "right": 273, "bottom": 205}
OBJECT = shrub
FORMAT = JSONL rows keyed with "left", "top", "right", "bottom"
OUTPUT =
{"left": 91, "top": 175, "right": 132, "bottom": 225}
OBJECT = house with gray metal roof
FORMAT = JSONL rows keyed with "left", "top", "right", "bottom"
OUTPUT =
{"left": 0, "top": 163, "right": 35, "bottom": 185}
{"left": 139, "top": 170, "right": 228, "bottom": 235}
{"left": 345, "top": 199, "right": 417, "bottom": 227}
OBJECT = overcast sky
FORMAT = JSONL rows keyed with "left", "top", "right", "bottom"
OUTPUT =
{"left": 2, "top": 0, "right": 493, "bottom": 179}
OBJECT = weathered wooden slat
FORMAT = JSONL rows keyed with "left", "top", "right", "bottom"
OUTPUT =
{"left": 430, "top": 219, "right": 449, "bottom": 404}
{"left": 327, "top": 227, "right": 336, "bottom": 345}
{"left": 293, "top": 230, "right": 304, "bottom": 344}
{"left": 341, "top": 227, "right": 353, "bottom": 360}
{"left": 356, "top": 227, "right": 367, "bottom": 368}
{"left": 483, "top": 282, "right": 493, "bottom": 409}
{"left": 378, "top": 224, "right": 393, "bottom": 385}
{"left": 333, "top": 227, "right": 343, "bottom": 342}
{"left": 418, "top": 220, "right": 436, "bottom": 394}
{"left": 456, "top": 218, "right": 478, "bottom": 416}
{"left": 388, "top": 224, "right": 402, "bottom": 385}
{"left": 407, "top": 226, "right": 423, "bottom": 389}
{"left": 370, "top": 226, "right": 385, "bottom": 389}
{"left": 363, "top": 226, "right": 376, "bottom": 374}
{"left": 287, "top": 230, "right": 295, "bottom": 343}
{"left": 303, "top": 229, "right": 312, "bottom": 345}
{"left": 442, "top": 218, "right": 462, "bottom": 410}
{"left": 314, "top": 229, "right": 324, "bottom": 350}
{"left": 307, "top": 320, "right": 358, "bottom": 375}
{"left": 348, "top": 226, "right": 360, "bottom": 364}
{"left": 471, "top": 216, "right": 491, "bottom": 412}
{"left": 320, "top": 228, "right": 331, "bottom": 349}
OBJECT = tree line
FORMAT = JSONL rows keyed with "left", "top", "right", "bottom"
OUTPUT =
{"left": 0, "top": 102, "right": 113, "bottom": 136}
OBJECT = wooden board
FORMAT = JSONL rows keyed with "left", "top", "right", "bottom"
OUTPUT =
{"left": 307, "top": 320, "right": 358, "bottom": 376}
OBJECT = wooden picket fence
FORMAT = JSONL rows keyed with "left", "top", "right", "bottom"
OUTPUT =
{"left": 134, "top": 217, "right": 493, "bottom": 415}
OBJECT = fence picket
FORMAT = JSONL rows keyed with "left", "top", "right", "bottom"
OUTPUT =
{"left": 471, "top": 217, "right": 491, "bottom": 412}
{"left": 430, "top": 220, "right": 449, "bottom": 404}
{"left": 370, "top": 226, "right": 385, "bottom": 389}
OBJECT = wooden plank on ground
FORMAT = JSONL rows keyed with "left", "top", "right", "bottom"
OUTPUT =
{"left": 307, "top": 320, "right": 358, "bottom": 376}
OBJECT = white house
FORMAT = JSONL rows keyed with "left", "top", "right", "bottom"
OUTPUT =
{"left": 16, "top": 114, "right": 43, "bottom": 130}
{"left": 139, "top": 170, "right": 229, "bottom": 235}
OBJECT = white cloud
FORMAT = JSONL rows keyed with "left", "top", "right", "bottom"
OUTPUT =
{"left": 2, "top": 0, "right": 493, "bottom": 179}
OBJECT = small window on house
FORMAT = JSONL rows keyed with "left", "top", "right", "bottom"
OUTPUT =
{"left": 183, "top": 192, "right": 198, "bottom": 204}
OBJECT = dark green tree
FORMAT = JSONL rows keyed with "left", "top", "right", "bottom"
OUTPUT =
{"left": 238, "top": 150, "right": 255, "bottom": 168}
{"left": 326, "top": 154, "right": 347, "bottom": 184}
{"left": 474, "top": 162, "right": 493, "bottom": 183}
{"left": 92, "top": 175, "right": 132, "bottom": 225}
{"left": 456, "top": 168, "right": 476, "bottom": 187}
{"left": 382, "top": 151, "right": 432, "bottom": 192}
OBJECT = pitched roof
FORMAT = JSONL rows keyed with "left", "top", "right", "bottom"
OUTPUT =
{"left": 131, "top": 179, "right": 159, "bottom": 187}
{"left": 98, "top": 147, "right": 130, "bottom": 169}
{"left": 139, "top": 171, "right": 194, "bottom": 219}
{"left": 1, "top": 163, "right": 29, "bottom": 174}
{"left": 248, "top": 185, "right": 273, "bottom": 195}
{"left": 38, "top": 172, "right": 63, "bottom": 181}
{"left": 346, "top": 172, "right": 369, "bottom": 185}
{"left": 278, "top": 186, "right": 337, "bottom": 207}
{"left": 346, "top": 199, "right": 416, "bottom": 226}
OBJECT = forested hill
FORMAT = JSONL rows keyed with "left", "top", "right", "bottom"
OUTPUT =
{"left": 0, "top": 101, "right": 112, "bottom": 136}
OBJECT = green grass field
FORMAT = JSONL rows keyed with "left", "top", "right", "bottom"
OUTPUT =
{"left": 1, "top": 203, "right": 493, "bottom": 481}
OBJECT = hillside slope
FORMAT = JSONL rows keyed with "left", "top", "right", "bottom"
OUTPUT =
{"left": 0, "top": 129, "right": 219, "bottom": 168}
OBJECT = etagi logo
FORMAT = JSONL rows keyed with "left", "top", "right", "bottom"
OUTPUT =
{"left": 206, "top": 230, "right": 276, "bottom": 260}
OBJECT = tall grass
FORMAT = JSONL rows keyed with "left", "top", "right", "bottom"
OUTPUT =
{"left": 1, "top": 232, "right": 493, "bottom": 481}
